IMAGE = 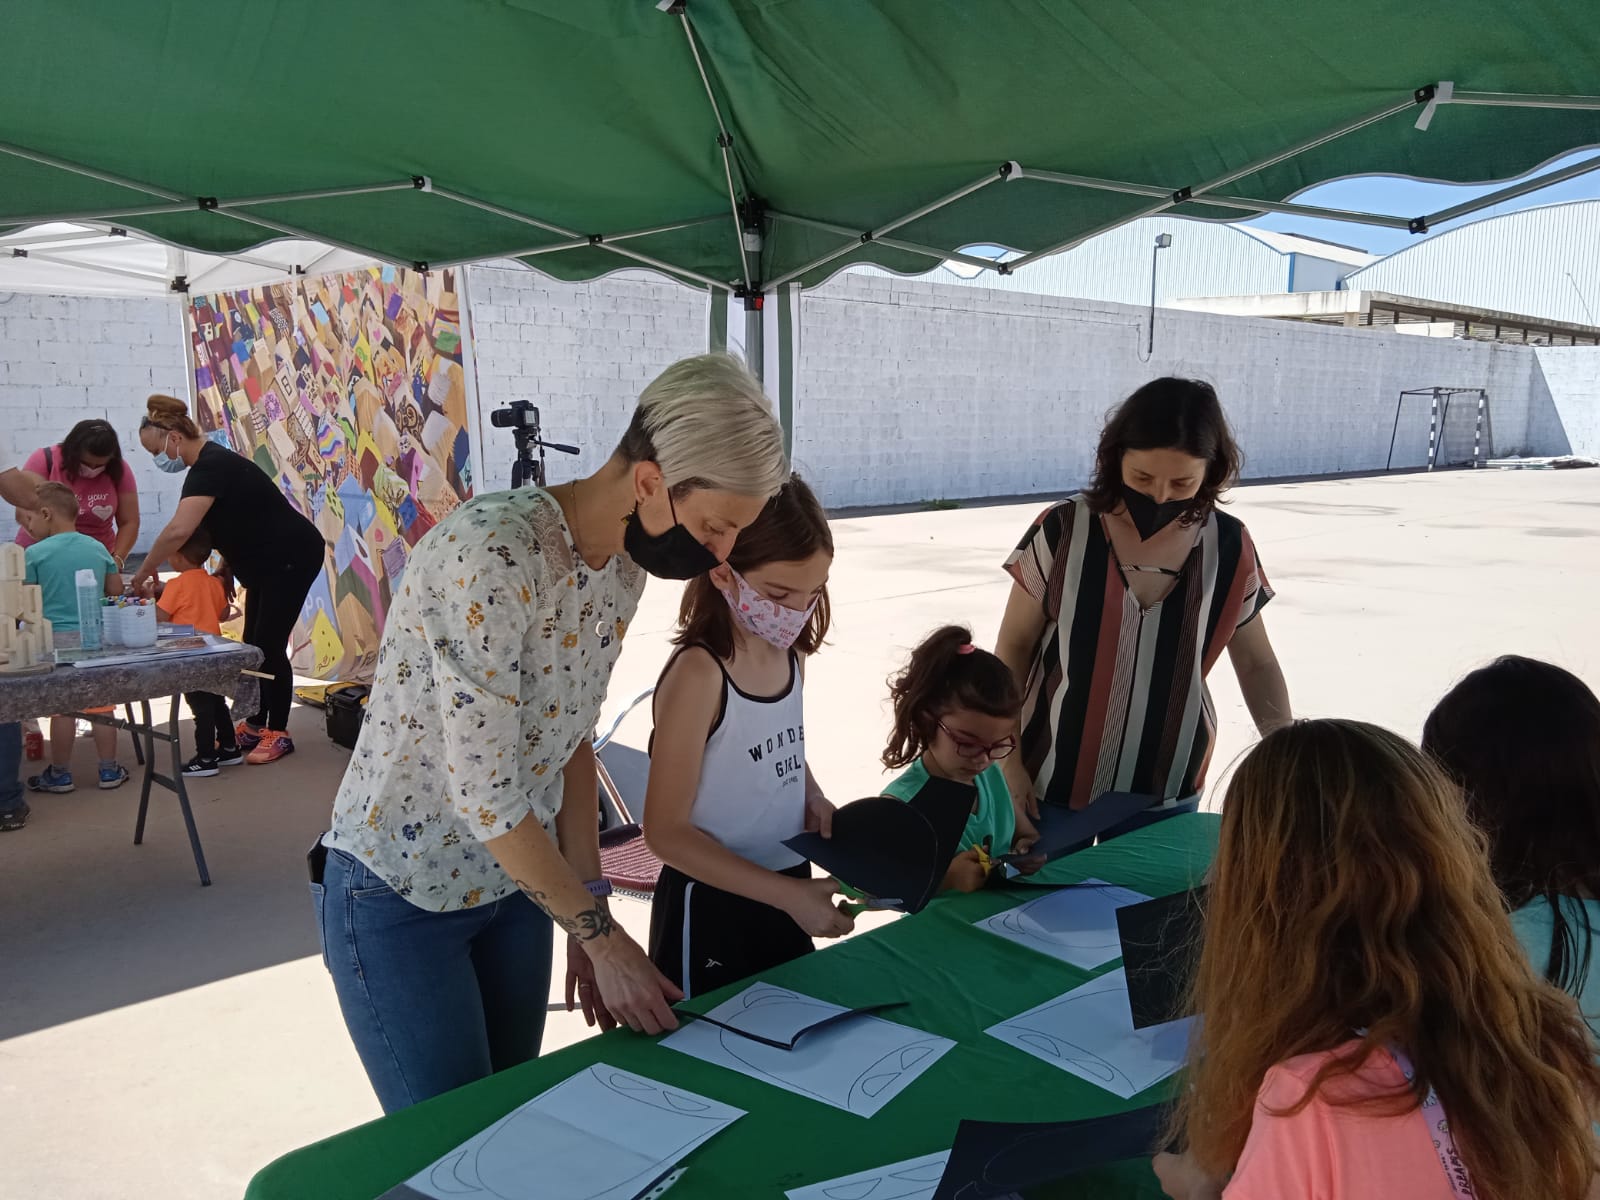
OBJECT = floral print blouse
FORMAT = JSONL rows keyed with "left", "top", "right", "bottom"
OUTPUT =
{"left": 324, "top": 487, "right": 644, "bottom": 911}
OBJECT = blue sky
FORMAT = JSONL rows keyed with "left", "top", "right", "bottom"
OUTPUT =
{"left": 1239, "top": 149, "right": 1600, "bottom": 255}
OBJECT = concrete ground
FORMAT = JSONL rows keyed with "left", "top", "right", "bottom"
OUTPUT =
{"left": 2, "top": 467, "right": 1597, "bottom": 1199}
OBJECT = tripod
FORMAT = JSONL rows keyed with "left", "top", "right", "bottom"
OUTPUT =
{"left": 492, "top": 400, "right": 579, "bottom": 488}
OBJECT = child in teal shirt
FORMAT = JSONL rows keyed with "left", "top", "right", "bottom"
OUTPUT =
{"left": 881, "top": 625, "right": 1025, "bottom": 893}
{"left": 22, "top": 482, "right": 126, "bottom": 793}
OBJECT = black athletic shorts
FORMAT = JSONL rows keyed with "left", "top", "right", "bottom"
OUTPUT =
{"left": 649, "top": 861, "right": 814, "bottom": 999}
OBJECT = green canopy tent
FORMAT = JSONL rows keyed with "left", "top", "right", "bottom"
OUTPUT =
{"left": 3, "top": 0, "right": 1599, "bottom": 438}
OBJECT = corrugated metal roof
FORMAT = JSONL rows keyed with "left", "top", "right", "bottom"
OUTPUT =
{"left": 1237, "top": 227, "right": 1376, "bottom": 267}
{"left": 1341, "top": 200, "right": 1600, "bottom": 327}
{"left": 841, "top": 215, "right": 1367, "bottom": 306}
{"left": 844, "top": 219, "right": 1305, "bottom": 307}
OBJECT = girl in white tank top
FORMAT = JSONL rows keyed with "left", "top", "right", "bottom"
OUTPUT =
{"left": 643, "top": 477, "right": 855, "bottom": 998}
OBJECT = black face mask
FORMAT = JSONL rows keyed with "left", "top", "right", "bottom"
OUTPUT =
{"left": 623, "top": 493, "right": 720, "bottom": 580}
{"left": 1119, "top": 482, "right": 1188, "bottom": 540}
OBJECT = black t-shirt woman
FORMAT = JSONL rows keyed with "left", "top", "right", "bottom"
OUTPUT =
{"left": 131, "top": 394, "right": 323, "bottom": 764}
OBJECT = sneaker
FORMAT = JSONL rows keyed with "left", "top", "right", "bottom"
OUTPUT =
{"left": 0, "top": 802, "right": 29, "bottom": 832}
{"left": 182, "top": 755, "right": 220, "bottom": 778}
{"left": 27, "top": 765, "right": 74, "bottom": 794}
{"left": 213, "top": 746, "right": 245, "bottom": 768}
{"left": 234, "top": 722, "right": 263, "bottom": 752}
{"left": 247, "top": 730, "right": 295, "bottom": 765}
{"left": 98, "top": 764, "right": 131, "bottom": 790}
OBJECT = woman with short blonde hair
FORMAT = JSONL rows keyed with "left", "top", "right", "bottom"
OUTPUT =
{"left": 314, "top": 353, "right": 788, "bottom": 1112}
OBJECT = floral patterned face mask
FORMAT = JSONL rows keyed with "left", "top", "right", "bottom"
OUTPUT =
{"left": 722, "top": 566, "right": 817, "bottom": 649}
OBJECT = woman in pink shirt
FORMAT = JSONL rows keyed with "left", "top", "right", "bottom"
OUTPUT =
{"left": 13, "top": 420, "right": 140, "bottom": 572}
{"left": 1155, "top": 719, "right": 1600, "bottom": 1200}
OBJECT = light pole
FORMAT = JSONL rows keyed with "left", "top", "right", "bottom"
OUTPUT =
{"left": 1148, "top": 232, "right": 1173, "bottom": 358}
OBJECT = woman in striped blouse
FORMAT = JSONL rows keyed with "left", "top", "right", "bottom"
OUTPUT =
{"left": 994, "top": 378, "right": 1291, "bottom": 843}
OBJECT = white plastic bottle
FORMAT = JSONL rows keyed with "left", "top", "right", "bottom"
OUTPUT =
{"left": 76, "top": 569, "right": 103, "bottom": 650}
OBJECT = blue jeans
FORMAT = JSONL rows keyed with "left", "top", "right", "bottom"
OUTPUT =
{"left": 0, "top": 723, "right": 24, "bottom": 817}
{"left": 311, "top": 848, "right": 554, "bottom": 1114}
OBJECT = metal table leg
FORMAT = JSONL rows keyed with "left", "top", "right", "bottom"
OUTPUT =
{"left": 126, "top": 697, "right": 210, "bottom": 886}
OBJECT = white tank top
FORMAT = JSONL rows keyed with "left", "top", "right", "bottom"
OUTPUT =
{"left": 680, "top": 647, "right": 806, "bottom": 870}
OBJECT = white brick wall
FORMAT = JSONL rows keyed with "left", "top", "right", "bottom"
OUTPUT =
{"left": 1530, "top": 346, "right": 1600, "bottom": 458}
{"left": 793, "top": 273, "right": 1551, "bottom": 509}
{"left": 0, "top": 291, "right": 191, "bottom": 548}
{"left": 464, "top": 266, "right": 710, "bottom": 491}
{"left": 2, "top": 271, "right": 1588, "bottom": 534}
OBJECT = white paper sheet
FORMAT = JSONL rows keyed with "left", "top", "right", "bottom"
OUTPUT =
{"left": 785, "top": 1151, "right": 951, "bottom": 1200}
{"left": 379, "top": 1063, "right": 744, "bottom": 1200}
{"left": 664, "top": 984, "right": 954, "bottom": 1118}
{"left": 784, "top": 1152, "right": 1023, "bottom": 1200}
{"left": 973, "top": 880, "right": 1151, "bottom": 969}
{"left": 985, "top": 968, "right": 1193, "bottom": 1100}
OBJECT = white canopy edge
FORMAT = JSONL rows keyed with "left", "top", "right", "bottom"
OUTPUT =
{"left": 0, "top": 222, "right": 375, "bottom": 298}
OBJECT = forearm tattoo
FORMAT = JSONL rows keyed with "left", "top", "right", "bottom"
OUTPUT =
{"left": 516, "top": 880, "right": 615, "bottom": 940}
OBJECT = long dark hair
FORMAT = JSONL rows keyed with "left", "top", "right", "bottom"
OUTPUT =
{"left": 882, "top": 625, "right": 1021, "bottom": 769}
{"left": 1423, "top": 656, "right": 1600, "bottom": 998}
{"left": 674, "top": 475, "right": 832, "bottom": 661}
{"left": 1082, "top": 377, "right": 1241, "bottom": 525}
{"left": 60, "top": 419, "right": 126, "bottom": 483}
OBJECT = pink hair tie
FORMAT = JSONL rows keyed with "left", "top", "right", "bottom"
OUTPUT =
{"left": 957, "top": 643, "right": 976, "bottom": 655}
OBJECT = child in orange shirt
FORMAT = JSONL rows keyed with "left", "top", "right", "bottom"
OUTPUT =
{"left": 156, "top": 530, "right": 241, "bottom": 777}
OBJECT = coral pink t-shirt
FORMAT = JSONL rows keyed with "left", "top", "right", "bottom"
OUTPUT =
{"left": 13, "top": 444, "right": 136, "bottom": 552}
{"left": 1225, "top": 1042, "right": 1456, "bottom": 1200}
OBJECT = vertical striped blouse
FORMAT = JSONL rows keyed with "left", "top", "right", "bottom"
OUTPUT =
{"left": 1003, "top": 494, "right": 1272, "bottom": 811}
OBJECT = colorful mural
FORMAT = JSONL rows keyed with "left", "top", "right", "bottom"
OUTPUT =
{"left": 186, "top": 267, "right": 474, "bottom": 680}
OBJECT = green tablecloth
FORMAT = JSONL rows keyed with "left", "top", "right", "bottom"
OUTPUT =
{"left": 246, "top": 814, "right": 1219, "bottom": 1200}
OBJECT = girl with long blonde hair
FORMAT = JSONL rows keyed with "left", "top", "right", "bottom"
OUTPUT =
{"left": 1156, "top": 719, "right": 1600, "bottom": 1200}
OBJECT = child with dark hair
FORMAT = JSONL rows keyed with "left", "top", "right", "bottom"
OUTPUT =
{"left": 644, "top": 475, "right": 850, "bottom": 998}
{"left": 1422, "top": 655, "right": 1600, "bottom": 1038}
{"left": 881, "top": 626, "right": 1026, "bottom": 893}
{"left": 156, "top": 528, "right": 242, "bottom": 777}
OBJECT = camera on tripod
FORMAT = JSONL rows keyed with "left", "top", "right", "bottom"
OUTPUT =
{"left": 488, "top": 400, "right": 579, "bottom": 489}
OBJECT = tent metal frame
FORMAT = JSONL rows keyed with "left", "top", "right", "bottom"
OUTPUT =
{"left": 2, "top": 62, "right": 1600, "bottom": 391}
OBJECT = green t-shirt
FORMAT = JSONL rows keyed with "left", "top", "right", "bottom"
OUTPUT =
{"left": 881, "top": 759, "right": 1017, "bottom": 857}
{"left": 24, "top": 531, "right": 116, "bottom": 631}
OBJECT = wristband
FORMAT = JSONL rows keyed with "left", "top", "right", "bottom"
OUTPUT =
{"left": 581, "top": 878, "right": 613, "bottom": 899}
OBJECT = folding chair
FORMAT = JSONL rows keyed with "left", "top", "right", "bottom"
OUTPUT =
{"left": 593, "top": 688, "right": 661, "bottom": 901}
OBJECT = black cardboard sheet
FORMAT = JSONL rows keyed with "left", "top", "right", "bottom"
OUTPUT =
{"left": 1115, "top": 886, "right": 1208, "bottom": 1030}
{"left": 784, "top": 776, "right": 978, "bottom": 913}
{"left": 998, "top": 792, "right": 1159, "bottom": 866}
{"left": 933, "top": 1103, "right": 1171, "bottom": 1200}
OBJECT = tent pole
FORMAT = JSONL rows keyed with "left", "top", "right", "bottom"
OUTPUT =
{"left": 0, "top": 227, "right": 130, "bottom": 250}
{"left": 1443, "top": 90, "right": 1600, "bottom": 110}
{"left": 0, "top": 139, "right": 184, "bottom": 201}
{"left": 1019, "top": 168, "right": 1416, "bottom": 229}
{"left": 6, "top": 248, "right": 169, "bottom": 285}
{"left": 425, "top": 215, "right": 727, "bottom": 271}
{"left": 672, "top": 9, "right": 755, "bottom": 291}
{"left": 1009, "top": 92, "right": 1424, "bottom": 270}
{"left": 1417, "top": 153, "right": 1600, "bottom": 229}
{"left": 429, "top": 185, "right": 733, "bottom": 285}
{"left": 768, "top": 211, "right": 1008, "bottom": 273}
{"left": 743, "top": 293, "right": 764, "bottom": 383}
{"left": 0, "top": 179, "right": 422, "bottom": 229}
{"left": 768, "top": 166, "right": 1012, "bottom": 288}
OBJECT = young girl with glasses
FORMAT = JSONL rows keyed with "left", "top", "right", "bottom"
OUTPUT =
{"left": 881, "top": 626, "right": 1027, "bottom": 894}
{"left": 644, "top": 476, "right": 852, "bottom": 999}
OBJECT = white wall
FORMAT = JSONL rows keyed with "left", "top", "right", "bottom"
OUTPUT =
{"left": 2, "top": 271, "right": 1588, "bottom": 530}
{"left": 464, "top": 266, "right": 710, "bottom": 492}
{"left": 0, "top": 291, "right": 190, "bottom": 548}
{"left": 792, "top": 272, "right": 1548, "bottom": 509}
{"left": 1530, "top": 345, "right": 1600, "bottom": 458}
